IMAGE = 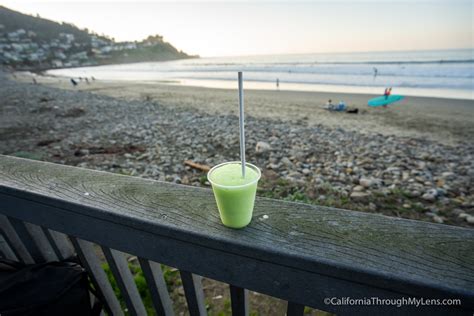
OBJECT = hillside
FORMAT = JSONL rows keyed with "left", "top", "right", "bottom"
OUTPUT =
{"left": 0, "top": 6, "right": 194, "bottom": 70}
{"left": 0, "top": 5, "right": 106, "bottom": 43}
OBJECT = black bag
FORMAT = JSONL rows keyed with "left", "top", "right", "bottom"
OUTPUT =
{"left": 0, "top": 258, "right": 102, "bottom": 316}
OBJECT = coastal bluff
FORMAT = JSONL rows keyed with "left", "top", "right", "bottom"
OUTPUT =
{"left": 0, "top": 5, "right": 194, "bottom": 71}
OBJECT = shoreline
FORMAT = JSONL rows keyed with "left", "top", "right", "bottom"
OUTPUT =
{"left": 152, "top": 78, "right": 474, "bottom": 101}
{"left": 44, "top": 67, "right": 474, "bottom": 101}
{"left": 15, "top": 71, "right": 474, "bottom": 145}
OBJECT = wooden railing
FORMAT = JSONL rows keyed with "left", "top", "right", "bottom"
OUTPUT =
{"left": 0, "top": 155, "right": 473, "bottom": 315}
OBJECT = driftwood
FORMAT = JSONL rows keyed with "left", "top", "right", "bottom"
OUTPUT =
{"left": 184, "top": 160, "right": 211, "bottom": 172}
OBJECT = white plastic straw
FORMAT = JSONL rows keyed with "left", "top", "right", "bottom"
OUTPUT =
{"left": 238, "top": 72, "right": 246, "bottom": 178}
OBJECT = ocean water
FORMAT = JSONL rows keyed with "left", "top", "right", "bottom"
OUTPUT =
{"left": 48, "top": 49, "right": 474, "bottom": 100}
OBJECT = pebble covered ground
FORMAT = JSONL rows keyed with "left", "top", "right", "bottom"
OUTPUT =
{"left": 1, "top": 73, "right": 473, "bottom": 227}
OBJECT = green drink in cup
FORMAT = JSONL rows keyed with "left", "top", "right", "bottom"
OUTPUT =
{"left": 208, "top": 162, "right": 261, "bottom": 228}
{"left": 210, "top": 71, "right": 259, "bottom": 228}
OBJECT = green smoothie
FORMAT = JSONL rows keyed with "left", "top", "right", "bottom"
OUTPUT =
{"left": 208, "top": 162, "right": 261, "bottom": 228}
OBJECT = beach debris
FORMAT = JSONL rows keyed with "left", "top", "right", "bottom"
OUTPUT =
{"left": 281, "top": 157, "right": 293, "bottom": 167}
{"left": 359, "top": 177, "right": 381, "bottom": 188}
{"left": 255, "top": 141, "right": 271, "bottom": 154}
{"left": 267, "top": 163, "right": 280, "bottom": 170}
{"left": 352, "top": 185, "right": 365, "bottom": 192}
{"left": 37, "top": 139, "right": 61, "bottom": 147}
{"left": 422, "top": 189, "right": 438, "bottom": 202}
{"left": 184, "top": 160, "right": 211, "bottom": 172}
{"left": 466, "top": 216, "right": 474, "bottom": 224}
{"left": 441, "top": 172, "right": 455, "bottom": 179}
{"left": 350, "top": 192, "right": 370, "bottom": 199}
{"left": 76, "top": 149, "right": 90, "bottom": 156}
{"left": 359, "top": 178, "right": 373, "bottom": 188}
{"left": 136, "top": 153, "right": 150, "bottom": 161}
{"left": 57, "top": 107, "right": 86, "bottom": 118}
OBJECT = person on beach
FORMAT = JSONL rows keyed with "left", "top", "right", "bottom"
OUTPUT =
{"left": 337, "top": 100, "right": 346, "bottom": 111}
{"left": 326, "top": 99, "right": 334, "bottom": 111}
{"left": 382, "top": 87, "right": 393, "bottom": 108}
{"left": 276, "top": 78, "right": 279, "bottom": 90}
{"left": 327, "top": 99, "right": 354, "bottom": 113}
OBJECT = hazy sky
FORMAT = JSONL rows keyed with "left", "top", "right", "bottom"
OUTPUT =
{"left": 1, "top": 0, "right": 472, "bottom": 56}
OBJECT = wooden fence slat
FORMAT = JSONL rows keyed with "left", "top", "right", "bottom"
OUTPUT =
{"left": 70, "top": 237, "right": 124, "bottom": 316}
{"left": 287, "top": 302, "right": 305, "bottom": 316}
{"left": 0, "top": 233, "right": 17, "bottom": 260}
{"left": 41, "top": 227, "right": 64, "bottom": 260}
{"left": 102, "top": 247, "right": 147, "bottom": 316}
{"left": 138, "top": 258, "right": 174, "bottom": 316}
{"left": 23, "top": 222, "right": 59, "bottom": 261}
{"left": 180, "top": 270, "right": 206, "bottom": 316}
{"left": 230, "top": 285, "right": 249, "bottom": 316}
{"left": 8, "top": 217, "right": 45, "bottom": 262}
{"left": 50, "top": 230, "right": 74, "bottom": 259}
{"left": 44, "top": 229, "right": 75, "bottom": 260}
{"left": 0, "top": 215, "right": 34, "bottom": 264}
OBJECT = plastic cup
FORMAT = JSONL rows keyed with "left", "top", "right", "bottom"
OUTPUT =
{"left": 208, "top": 161, "right": 261, "bottom": 229}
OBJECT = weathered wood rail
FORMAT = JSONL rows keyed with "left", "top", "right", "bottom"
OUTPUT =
{"left": 0, "top": 155, "right": 473, "bottom": 315}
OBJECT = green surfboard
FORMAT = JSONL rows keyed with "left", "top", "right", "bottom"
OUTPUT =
{"left": 368, "top": 95, "right": 404, "bottom": 107}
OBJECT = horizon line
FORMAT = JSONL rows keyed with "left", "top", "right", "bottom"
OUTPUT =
{"left": 200, "top": 47, "right": 473, "bottom": 59}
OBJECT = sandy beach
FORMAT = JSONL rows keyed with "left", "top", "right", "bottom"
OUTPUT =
{"left": 16, "top": 71, "right": 474, "bottom": 145}
{"left": 1, "top": 70, "right": 472, "bottom": 229}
